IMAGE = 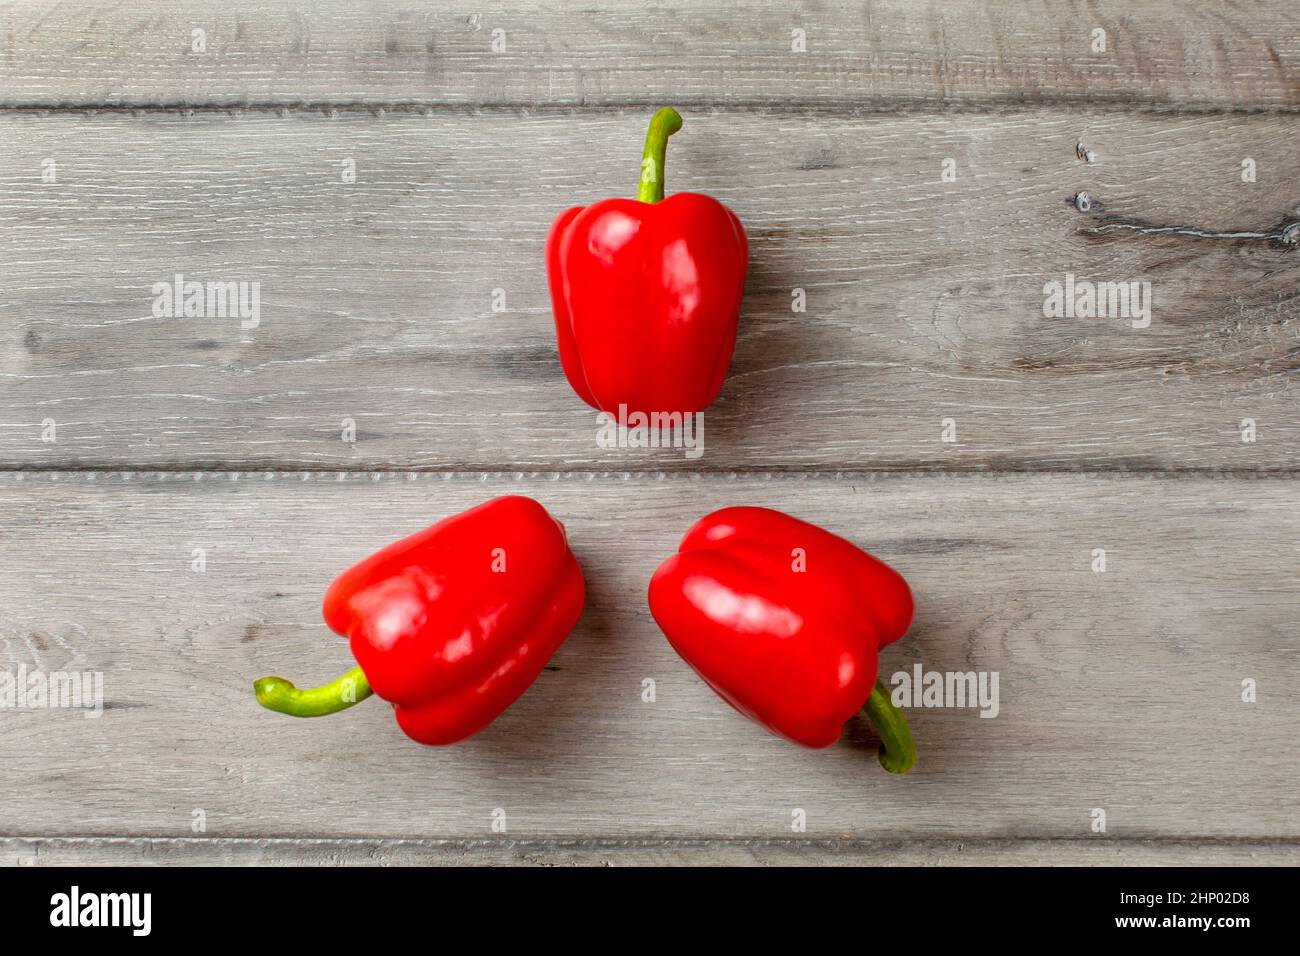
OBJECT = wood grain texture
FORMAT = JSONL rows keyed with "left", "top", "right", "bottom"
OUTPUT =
{"left": 2, "top": 110, "right": 1296, "bottom": 471}
{"left": 5, "top": 837, "right": 1298, "bottom": 867}
{"left": 0, "top": 472, "right": 1295, "bottom": 840}
{"left": 3, "top": 0, "right": 1297, "bottom": 868}
{"left": 0, "top": 0, "right": 1298, "bottom": 110}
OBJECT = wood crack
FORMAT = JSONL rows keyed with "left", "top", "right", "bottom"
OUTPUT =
{"left": 1073, "top": 194, "right": 1300, "bottom": 249}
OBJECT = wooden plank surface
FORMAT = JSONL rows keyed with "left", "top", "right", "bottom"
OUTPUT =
{"left": 2, "top": 0, "right": 1297, "bottom": 868}
{"left": 6, "top": 837, "right": 1298, "bottom": 867}
{"left": 2, "top": 109, "right": 1296, "bottom": 471}
{"left": 0, "top": 0, "right": 1297, "bottom": 110}
{"left": 0, "top": 473, "right": 1295, "bottom": 841}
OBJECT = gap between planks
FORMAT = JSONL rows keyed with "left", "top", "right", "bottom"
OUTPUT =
{"left": 6, "top": 835, "right": 1296, "bottom": 846}
{"left": 2, "top": 468, "right": 1299, "bottom": 480}
{"left": 4, "top": 101, "right": 1300, "bottom": 117}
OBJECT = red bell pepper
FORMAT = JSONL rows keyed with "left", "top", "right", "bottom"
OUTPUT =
{"left": 546, "top": 107, "right": 749, "bottom": 416}
{"left": 648, "top": 507, "right": 917, "bottom": 772}
{"left": 253, "top": 496, "right": 585, "bottom": 745}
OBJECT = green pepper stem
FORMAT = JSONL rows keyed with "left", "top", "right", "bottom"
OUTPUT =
{"left": 636, "top": 107, "right": 683, "bottom": 203}
{"left": 862, "top": 676, "right": 917, "bottom": 774}
{"left": 254, "top": 664, "right": 373, "bottom": 718}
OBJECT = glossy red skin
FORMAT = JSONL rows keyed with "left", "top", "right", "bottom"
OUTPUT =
{"left": 546, "top": 193, "right": 749, "bottom": 416}
{"left": 648, "top": 507, "right": 913, "bottom": 749}
{"left": 322, "top": 496, "right": 585, "bottom": 745}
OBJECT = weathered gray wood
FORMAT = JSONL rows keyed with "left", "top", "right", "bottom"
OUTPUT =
{"left": 5, "top": 837, "right": 1297, "bottom": 867}
{"left": 2, "top": 0, "right": 1297, "bottom": 866}
{"left": 2, "top": 110, "right": 1296, "bottom": 471}
{"left": 0, "top": 472, "right": 1294, "bottom": 840}
{"left": 0, "top": 0, "right": 1297, "bottom": 110}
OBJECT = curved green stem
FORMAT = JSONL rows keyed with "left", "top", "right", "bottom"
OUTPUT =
{"left": 862, "top": 676, "right": 917, "bottom": 774}
{"left": 636, "top": 107, "right": 683, "bottom": 203}
{"left": 254, "top": 664, "right": 373, "bottom": 718}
